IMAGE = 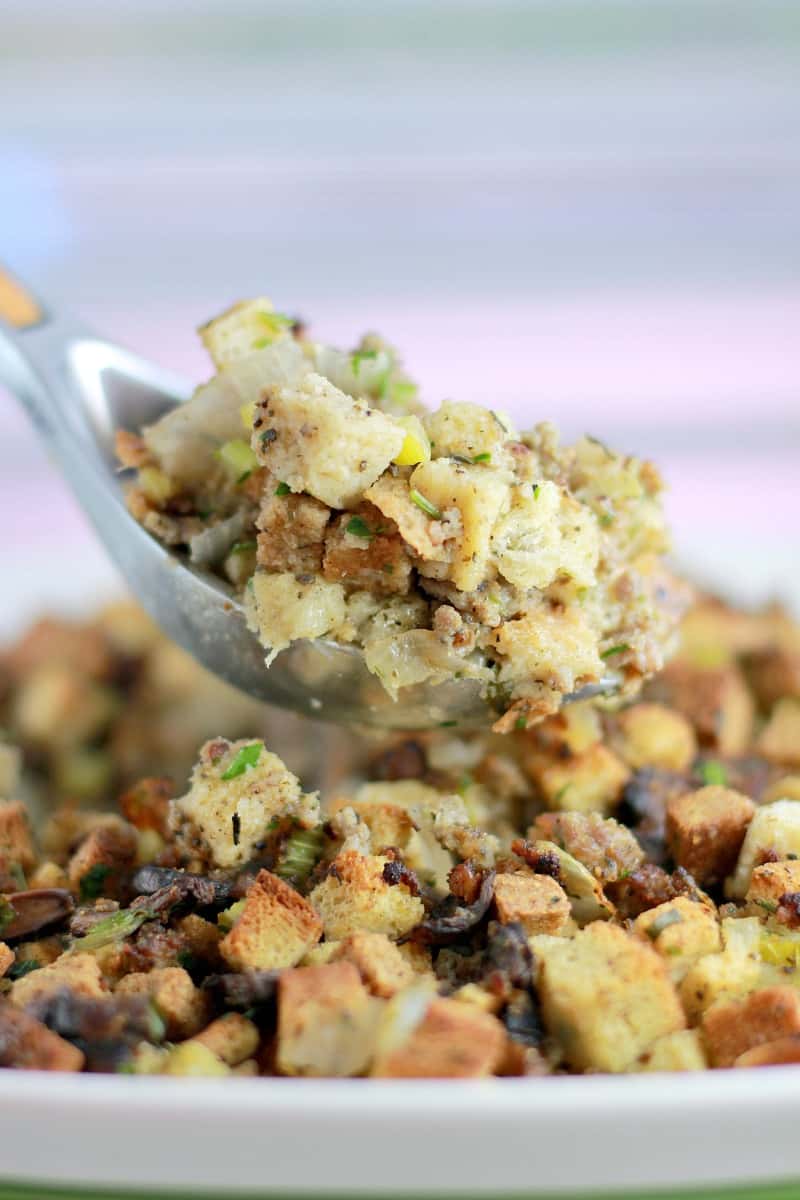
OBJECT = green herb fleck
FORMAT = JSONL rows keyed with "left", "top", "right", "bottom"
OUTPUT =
{"left": 410, "top": 489, "right": 442, "bottom": 519}
{"left": 346, "top": 516, "right": 374, "bottom": 540}
{"left": 259, "top": 429, "right": 278, "bottom": 448}
{"left": 600, "top": 643, "right": 629, "bottom": 660}
{"left": 553, "top": 783, "right": 573, "bottom": 805}
{"left": 274, "top": 481, "right": 291, "bottom": 496}
{"left": 532, "top": 483, "right": 541, "bottom": 499}
{"left": 351, "top": 349, "right": 378, "bottom": 376}
{"left": 252, "top": 337, "right": 270, "bottom": 350}
{"left": 515, "top": 715, "right": 528, "bottom": 731}
{"left": 439, "top": 720, "right": 457, "bottom": 728}
{"left": 7, "top": 960, "right": 40, "bottom": 981}
{"left": 457, "top": 773, "right": 473, "bottom": 795}
{"left": 80, "top": 863, "right": 112, "bottom": 902}
{"left": 197, "top": 508, "right": 214, "bottom": 520}
{"left": 598, "top": 513, "right": 614, "bottom": 528}
{"left": 221, "top": 742, "right": 263, "bottom": 780}
{"left": 236, "top": 470, "right": 252, "bottom": 485}
{"left": 382, "top": 563, "right": 394, "bottom": 574}
{"left": 699, "top": 759, "right": 728, "bottom": 787}
{"left": 390, "top": 379, "right": 418, "bottom": 406}
{"left": 177, "top": 950, "right": 201, "bottom": 973}
{"left": 755, "top": 899, "right": 779, "bottom": 915}
{"left": 230, "top": 540, "right": 257, "bottom": 556}
{"left": 257, "top": 311, "right": 293, "bottom": 343}
{"left": 472, "top": 452, "right": 491, "bottom": 464}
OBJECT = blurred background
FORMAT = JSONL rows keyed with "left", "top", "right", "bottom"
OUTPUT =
{"left": 1, "top": 0, "right": 799, "bottom": 638}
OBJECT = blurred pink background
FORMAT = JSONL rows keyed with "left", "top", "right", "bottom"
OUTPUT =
{"left": 1, "top": 0, "right": 798, "bottom": 635}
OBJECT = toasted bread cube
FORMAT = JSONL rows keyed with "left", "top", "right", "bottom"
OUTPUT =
{"left": 277, "top": 962, "right": 377, "bottom": 1077}
{"left": 254, "top": 373, "right": 404, "bottom": 508}
{"left": 525, "top": 743, "right": 630, "bottom": 816}
{"left": 175, "top": 914, "right": 223, "bottom": 968}
{"left": 633, "top": 1029, "right": 707, "bottom": 1073}
{"left": 67, "top": 820, "right": 137, "bottom": 898}
{"left": 666, "top": 786, "right": 755, "bottom": 886}
{"left": 219, "top": 869, "right": 322, "bottom": 971}
{"left": 322, "top": 507, "right": 412, "bottom": 596}
{"left": 10, "top": 953, "right": 106, "bottom": 1008}
{"left": 372, "top": 995, "right": 506, "bottom": 1078}
{"left": 747, "top": 861, "right": 800, "bottom": 914}
{"left": 192, "top": 1013, "right": 260, "bottom": 1066}
{"left": 703, "top": 986, "right": 800, "bottom": 1068}
{"left": 171, "top": 738, "right": 319, "bottom": 870}
{"left": 493, "top": 872, "right": 571, "bottom": 936}
{"left": 256, "top": 489, "right": 331, "bottom": 576}
{"left": 647, "top": 662, "right": 753, "bottom": 756}
{"left": 199, "top": 298, "right": 286, "bottom": 369}
{"left": 245, "top": 570, "right": 347, "bottom": 665}
{"left": 537, "top": 923, "right": 685, "bottom": 1072}
{"left": 301, "top": 941, "right": 342, "bottom": 967}
{"left": 0, "top": 943, "right": 13, "bottom": 977}
{"left": 27, "top": 861, "right": 69, "bottom": 891}
{"left": 614, "top": 703, "right": 697, "bottom": 773}
{"left": 757, "top": 700, "right": 800, "bottom": 767}
{"left": 309, "top": 851, "right": 425, "bottom": 941}
{"left": 0, "top": 801, "right": 36, "bottom": 871}
{"left": 679, "top": 917, "right": 762, "bottom": 1021}
{"left": 493, "top": 608, "right": 603, "bottom": 700}
{"left": 407, "top": 459, "right": 508, "bottom": 592}
{"left": 116, "top": 967, "right": 209, "bottom": 1040}
{"left": 727, "top": 800, "right": 800, "bottom": 898}
{"left": 633, "top": 897, "right": 721, "bottom": 980}
{"left": 0, "top": 1004, "right": 85, "bottom": 1072}
{"left": 9, "top": 937, "right": 63, "bottom": 970}
{"left": 332, "top": 932, "right": 417, "bottom": 998}
{"left": 162, "top": 1042, "right": 230, "bottom": 1077}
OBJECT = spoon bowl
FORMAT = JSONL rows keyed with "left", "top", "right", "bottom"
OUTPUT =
{"left": 0, "top": 266, "right": 617, "bottom": 729}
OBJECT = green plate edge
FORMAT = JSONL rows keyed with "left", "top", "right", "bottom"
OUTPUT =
{"left": 2, "top": 1180, "right": 800, "bottom": 1200}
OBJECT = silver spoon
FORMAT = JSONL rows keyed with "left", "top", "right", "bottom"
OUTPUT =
{"left": 0, "top": 265, "right": 616, "bottom": 730}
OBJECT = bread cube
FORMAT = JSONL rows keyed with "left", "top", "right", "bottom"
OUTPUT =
{"left": 192, "top": 1013, "right": 260, "bottom": 1066}
{"left": 679, "top": 917, "right": 762, "bottom": 1021}
{"left": 219, "top": 869, "right": 322, "bottom": 971}
{"left": 537, "top": 923, "right": 685, "bottom": 1072}
{"left": 199, "top": 298, "right": 288, "bottom": 369}
{"left": 423, "top": 401, "right": 516, "bottom": 463}
{"left": 745, "top": 646, "right": 800, "bottom": 710}
{"left": 493, "top": 608, "right": 603, "bottom": 698}
{"left": 409, "top": 459, "right": 508, "bottom": 591}
{"left": 757, "top": 699, "right": 800, "bottom": 767}
{"left": 666, "top": 786, "right": 755, "bottom": 886}
{"left": 0, "top": 942, "right": 13, "bottom": 977}
{"left": 277, "top": 962, "right": 377, "bottom": 1077}
{"left": 309, "top": 851, "right": 425, "bottom": 941}
{"left": 525, "top": 743, "right": 630, "bottom": 817}
{"left": 10, "top": 953, "right": 107, "bottom": 1008}
{"left": 372, "top": 996, "right": 506, "bottom": 1078}
{"left": 727, "top": 800, "right": 800, "bottom": 898}
{"left": 253, "top": 373, "right": 404, "bottom": 508}
{"left": 703, "top": 986, "right": 800, "bottom": 1068}
{"left": 493, "top": 872, "right": 571, "bottom": 936}
{"left": 633, "top": 1029, "right": 707, "bottom": 1073}
{"left": 646, "top": 662, "right": 753, "bottom": 756}
{"left": 633, "top": 897, "right": 721, "bottom": 981}
{"left": 747, "top": 860, "right": 800, "bottom": 914}
{"left": 245, "top": 570, "right": 347, "bottom": 664}
{"left": 492, "top": 482, "right": 598, "bottom": 592}
{"left": 0, "top": 1004, "right": 85, "bottom": 1072}
{"left": 171, "top": 737, "right": 319, "bottom": 870}
{"left": 0, "top": 801, "right": 36, "bottom": 871}
{"left": 322, "top": 506, "right": 412, "bottom": 596}
{"left": 116, "top": 967, "right": 209, "bottom": 1040}
{"left": 67, "top": 820, "right": 137, "bottom": 898}
{"left": 332, "top": 931, "right": 417, "bottom": 998}
{"left": 614, "top": 703, "right": 697, "bottom": 773}
{"left": 256, "top": 489, "right": 331, "bottom": 575}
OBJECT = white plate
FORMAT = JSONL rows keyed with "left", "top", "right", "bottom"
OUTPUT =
{"left": 1, "top": 1068, "right": 800, "bottom": 1198}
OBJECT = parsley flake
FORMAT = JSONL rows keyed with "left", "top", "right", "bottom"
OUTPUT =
{"left": 600, "top": 644, "right": 629, "bottom": 660}
{"left": 346, "top": 516, "right": 374, "bottom": 540}
{"left": 410, "top": 489, "right": 442, "bottom": 519}
{"left": 221, "top": 742, "right": 263, "bottom": 780}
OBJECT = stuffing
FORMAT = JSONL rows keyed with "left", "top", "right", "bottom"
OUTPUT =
{"left": 530, "top": 812, "right": 645, "bottom": 882}
{"left": 219, "top": 869, "right": 322, "bottom": 971}
{"left": 632, "top": 1029, "right": 707, "bottom": 1073}
{"left": 0, "top": 1003, "right": 85, "bottom": 1071}
{"left": 10, "top": 953, "right": 107, "bottom": 1008}
{"left": 308, "top": 851, "right": 425, "bottom": 941}
{"left": 746, "top": 861, "right": 800, "bottom": 915}
{"left": 330, "top": 932, "right": 417, "bottom": 998}
{"left": 646, "top": 662, "right": 754, "bottom": 757}
{"left": 276, "top": 963, "right": 378, "bottom": 1077}
{"left": 0, "top": 942, "right": 13, "bottom": 977}
{"left": 116, "top": 967, "right": 209, "bottom": 1040}
{"left": 67, "top": 820, "right": 138, "bottom": 899}
{"left": 524, "top": 743, "right": 630, "bottom": 816}
{"left": 170, "top": 738, "right": 319, "bottom": 870}
{"left": 666, "top": 786, "right": 756, "bottom": 887}
{"left": 371, "top": 995, "right": 507, "bottom": 1078}
{"left": 757, "top": 699, "right": 800, "bottom": 767}
{"left": 244, "top": 571, "right": 347, "bottom": 664}
{"left": 679, "top": 917, "right": 762, "bottom": 1022}
{"left": 726, "top": 800, "right": 800, "bottom": 899}
{"left": 322, "top": 506, "right": 413, "bottom": 596}
{"left": 703, "top": 986, "right": 800, "bottom": 1068}
{"left": 492, "top": 871, "right": 571, "bottom": 936}
{"left": 256, "top": 489, "right": 331, "bottom": 576}
{"left": 613, "top": 703, "right": 697, "bottom": 772}
{"left": 0, "top": 801, "right": 36, "bottom": 872}
{"left": 536, "top": 923, "right": 686, "bottom": 1072}
{"left": 253, "top": 373, "right": 404, "bottom": 509}
{"left": 633, "top": 897, "right": 721, "bottom": 980}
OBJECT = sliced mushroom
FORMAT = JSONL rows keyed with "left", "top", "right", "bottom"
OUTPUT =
{"left": 0, "top": 889, "right": 74, "bottom": 941}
